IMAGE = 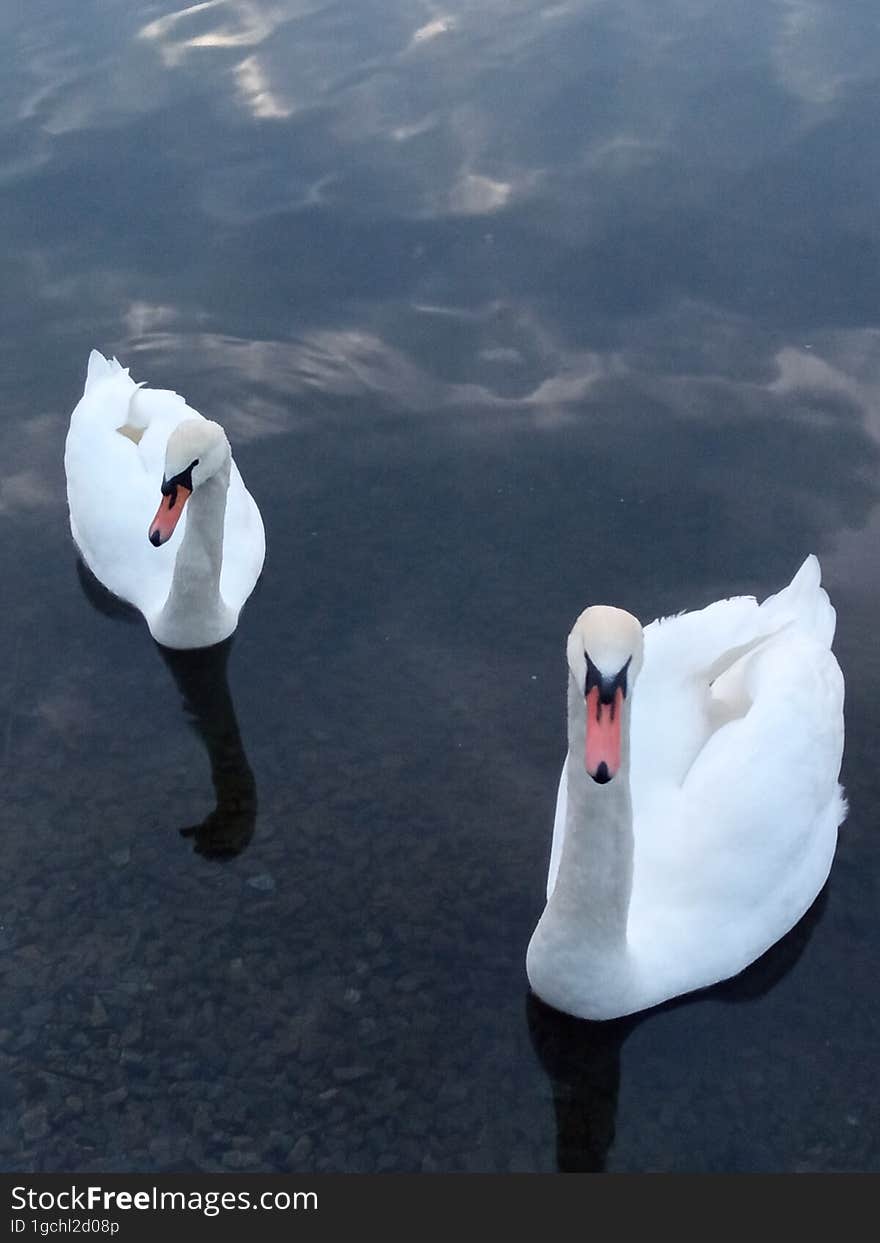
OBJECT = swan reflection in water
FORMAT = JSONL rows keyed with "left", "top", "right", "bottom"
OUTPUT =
{"left": 76, "top": 558, "right": 257, "bottom": 858}
{"left": 157, "top": 639, "right": 257, "bottom": 858}
{"left": 526, "top": 886, "right": 828, "bottom": 1172}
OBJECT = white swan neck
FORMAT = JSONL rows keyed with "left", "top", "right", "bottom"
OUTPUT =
{"left": 172, "top": 464, "right": 228, "bottom": 592}
{"left": 526, "top": 675, "right": 636, "bottom": 1018}
{"left": 549, "top": 677, "right": 634, "bottom": 944}
{"left": 154, "top": 457, "right": 233, "bottom": 648}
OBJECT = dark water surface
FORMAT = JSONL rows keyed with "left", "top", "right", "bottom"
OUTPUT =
{"left": 1, "top": 1, "right": 878, "bottom": 1172}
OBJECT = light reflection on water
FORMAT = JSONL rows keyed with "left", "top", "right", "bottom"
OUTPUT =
{"left": 0, "top": 0, "right": 878, "bottom": 1172}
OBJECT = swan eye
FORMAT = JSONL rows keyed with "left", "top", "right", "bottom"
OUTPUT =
{"left": 161, "top": 457, "right": 200, "bottom": 498}
{"left": 584, "top": 655, "right": 631, "bottom": 703}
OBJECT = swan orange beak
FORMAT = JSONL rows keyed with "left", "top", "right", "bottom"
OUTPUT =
{"left": 585, "top": 685, "right": 623, "bottom": 784}
{"left": 149, "top": 483, "right": 191, "bottom": 547}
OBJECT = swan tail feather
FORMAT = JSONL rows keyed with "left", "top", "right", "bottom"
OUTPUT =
{"left": 759, "top": 554, "right": 836, "bottom": 647}
{"left": 84, "top": 350, "right": 129, "bottom": 396}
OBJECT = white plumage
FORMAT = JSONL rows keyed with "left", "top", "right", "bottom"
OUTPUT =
{"left": 64, "top": 351, "right": 265, "bottom": 649}
{"left": 529, "top": 556, "right": 846, "bottom": 1020}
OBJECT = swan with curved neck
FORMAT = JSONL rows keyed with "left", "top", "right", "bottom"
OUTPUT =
{"left": 65, "top": 351, "right": 265, "bottom": 650}
{"left": 527, "top": 560, "right": 845, "bottom": 1020}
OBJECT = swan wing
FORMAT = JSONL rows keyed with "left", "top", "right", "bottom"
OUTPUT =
{"left": 632, "top": 555, "right": 835, "bottom": 790}
{"left": 628, "top": 627, "right": 844, "bottom": 978}
{"left": 65, "top": 359, "right": 183, "bottom": 616}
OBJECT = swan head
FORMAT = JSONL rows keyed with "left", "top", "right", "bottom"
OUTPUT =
{"left": 148, "top": 419, "right": 230, "bottom": 547}
{"left": 566, "top": 606, "right": 644, "bottom": 784}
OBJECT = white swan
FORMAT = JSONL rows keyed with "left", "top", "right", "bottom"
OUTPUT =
{"left": 526, "top": 556, "right": 846, "bottom": 1021}
{"left": 65, "top": 351, "right": 265, "bottom": 649}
